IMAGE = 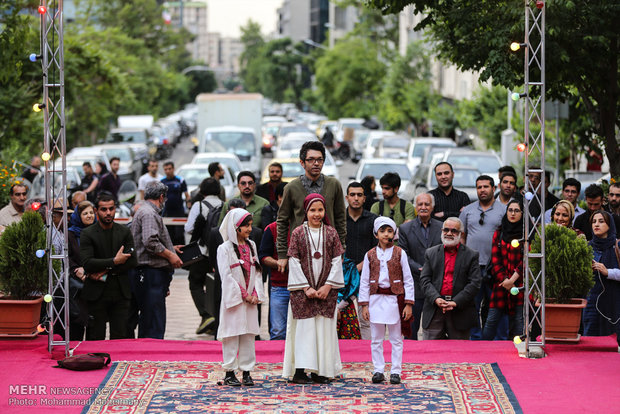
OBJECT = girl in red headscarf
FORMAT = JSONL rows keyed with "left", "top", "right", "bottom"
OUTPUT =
{"left": 282, "top": 193, "right": 345, "bottom": 384}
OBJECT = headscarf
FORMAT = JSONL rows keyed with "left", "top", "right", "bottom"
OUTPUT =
{"left": 219, "top": 208, "right": 252, "bottom": 245}
{"left": 67, "top": 204, "right": 95, "bottom": 242}
{"left": 373, "top": 216, "right": 399, "bottom": 241}
{"left": 551, "top": 200, "right": 575, "bottom": 225}
{"left": 589, "top": 211, "right": 619, "bottom": 268}
{"left": 303, "top": 193, "right": 330, "bottom": 225}
{"left": 501, "top": 199, "right": 524, "bottom": 244}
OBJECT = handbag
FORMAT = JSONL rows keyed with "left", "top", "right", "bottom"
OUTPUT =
{"left": 179, "top": 241, "right": 205, "bottom": 269}
{"left": 54, "top": 353, "right": 111, "bottom": 371}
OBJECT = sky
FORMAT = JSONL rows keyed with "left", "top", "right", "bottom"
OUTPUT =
{"left": 205, "top": 0, "right": 281, "bottom": 38}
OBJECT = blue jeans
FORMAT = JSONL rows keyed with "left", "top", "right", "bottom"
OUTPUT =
{"left": 269, "top": 286, "right": 290, "bottom": 340}
{"left": 135, "top": 267, "right": 172, "bottom": 339}
{"left": 482, "top": 306, "right": 524, "bottom": 340}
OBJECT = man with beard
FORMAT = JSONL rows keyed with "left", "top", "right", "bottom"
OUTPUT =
{"left": 80, "top": 192, "right": 137, "bottom": 340}
{"left": 370, "top": 172, "right": 415, "bottom": 227}
{"left": 218, "top": 171, "right": 269, "bottom": 229}
{"left": 609, "top": 182, "right": 620, "bottom": 216}
{"left": 496, "top": 171, "right": 520, "bottom": 206}
{"left": 419, "top": 217, "right": 481, "bottom": 340}
{"left": 256, "top": 162, "right": 283, "bottom": 202}
{"left": 429, "top": 162, "right": 471, "bottom": 222}
{"left": 399, "top": 193, "right": 443, "bottom": 339}
{"left": 459, "top": 175, "right": 506, "bottom": 340}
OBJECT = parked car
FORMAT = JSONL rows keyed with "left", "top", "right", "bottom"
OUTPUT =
{"left": 199, "top": 126, "right": 262, "bottom": 179}
{"left": 352, "top": 130, "right": 395, "bottom": 163}
{"left": 335, "top": 118, "right": 366, "bottom": 142}
{"left": 190, "top": 152, "right": 243, "bottom": 180}
{"left": 404, "top": 164, "right": 480, "bottom": 202}
{"left": 30, "top": 165, "right": 82, "bottom": 199}
{"left": 375, "top": 135, "right": 412, "bottom": 160}
{"left": 277, "top": 123, "right": 314, "bottom": 141}
{"left": 261, "top": 123, "right": 281, "bottom": 154}
{"left": 176, "top": 163, "right": 236, "bottom": 200}
{"left": 102, "top": 127, "right": 151, "bottom": 164}
{"left": 351, "top": 158, "right": 412, "bottom": 199}
{"left": 93, "top": 144, "right": 143, "bottom": 182}
{"left": 432, "top": 149, "right": 502, "bottom": 186}
{"left": 407, "top": 137, "right": 457, "bottom": 174}
{"left": 274, "top": 133, "right": 319, "bottom": 158}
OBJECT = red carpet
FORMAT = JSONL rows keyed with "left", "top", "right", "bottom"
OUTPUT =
{"left": 1, "top": 335, "right": 618, "bottom": 413}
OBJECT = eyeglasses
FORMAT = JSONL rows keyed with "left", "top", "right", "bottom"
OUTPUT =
{"left": 239, "top": 181, "right": 255, "bottom": 186}
{"left": 304, "top": 157, "right": 324, "bottom": 164}
{"left": 479, "top": 211, "right": 485, "bottom": 226}
{"left": 442, "top": 228, "right": 460, "bottom": 235}
{"left": 507, "top": 208, "right": 521, "bottom": 214}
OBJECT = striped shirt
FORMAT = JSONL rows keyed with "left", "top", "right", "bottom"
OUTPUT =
{"left": 429, "top": 187, "right": 471, "bottom": 222}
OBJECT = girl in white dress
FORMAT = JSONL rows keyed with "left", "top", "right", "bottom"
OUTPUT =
{"left": 217, "top": 208, "right": 266, "bottom": 386}
{"left": 283, "top": 193, "right": 345, "bottom": 384}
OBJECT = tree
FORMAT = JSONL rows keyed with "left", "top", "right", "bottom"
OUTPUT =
{"left": 239, "top": 20, "right": 265, "bottom": 93}
{"left": 379, "top": 41, "right": 438, "bottom": 134}
{"left": 314, "top": 37, "right": 387, "bottom": 119}
{"left": 366, "top": 0, "right": 620, "bottom": 177}
{"left": 457, "top": 85, "right": 508, "bottom": 149}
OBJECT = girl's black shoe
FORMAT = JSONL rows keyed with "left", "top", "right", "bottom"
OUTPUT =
{"left": 224, "top": 371, "right": 241, "bottom": 386}
{"left": 292, "top": 369, "right": 312, "bottom": 384}
{"left": 310, "top": 373, "right": 331, "bottom": 384}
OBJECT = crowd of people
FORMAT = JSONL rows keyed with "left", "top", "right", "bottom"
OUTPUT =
{"left": 1, "top": 140, "right": 619, "bottom": 386}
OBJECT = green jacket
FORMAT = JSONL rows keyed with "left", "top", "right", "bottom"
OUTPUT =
{"left": 276, "top": 176, "right": 346, "bottom": 257}
{"left": 218, "top": 194, "right": 269, "bottom": 229}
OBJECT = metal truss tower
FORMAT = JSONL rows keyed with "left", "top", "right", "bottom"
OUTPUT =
{"left": 39, "top": 0, "right": 70, "bottom": 356}
{"left": 522, "top": 0, "right": 547, "bottom": 358}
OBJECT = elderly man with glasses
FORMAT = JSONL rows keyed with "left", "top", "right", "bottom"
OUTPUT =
{"left": 419, "top": 217, "right": 481, "bottom": 340}
{"left": 458, "top": 175, "right": 506, "bottom": 340}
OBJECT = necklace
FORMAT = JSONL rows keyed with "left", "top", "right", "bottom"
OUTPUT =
{"left": 306, "top": 224, "right": 322, "bottom": 259}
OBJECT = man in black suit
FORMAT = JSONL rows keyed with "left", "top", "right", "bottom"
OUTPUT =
{"left": 399, "top": 193, "right": 443, "bottom": 339}
{"left": 81, "top": 192, "right": 137, "bottom": 340}
{"left": 419, "top": 217, "right": 481, "bottom": 340}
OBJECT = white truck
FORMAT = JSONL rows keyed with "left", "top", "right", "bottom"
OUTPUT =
{"left": 196, "top": 93, "right": 263, "bottom": 178}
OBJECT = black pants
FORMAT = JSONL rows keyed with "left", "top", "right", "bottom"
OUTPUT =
{"left": 188, "top": 261, "right": 211, "bottom": 319}
{"left": 86, "top": 296, "right": 131, "bottom": 340}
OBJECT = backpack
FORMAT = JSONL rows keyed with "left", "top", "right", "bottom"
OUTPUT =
{"left": 190, "top": 200, "right": 222, "bottom": 246}
{"left": 379, "top": 199, "right": 407, "bottom": 222}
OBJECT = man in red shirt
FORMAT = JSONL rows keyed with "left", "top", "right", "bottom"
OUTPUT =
{"left": 419, "top": 217, "right": 481, "bottom": 339}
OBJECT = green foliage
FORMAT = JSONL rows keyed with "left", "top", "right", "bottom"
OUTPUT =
{"left": 530, "top": 224, "right": 594, "bottom": 304}
{"left": 0, "top": 211, "right": 48, "bottom": 299}
{"left": 315, "top": 37, "right": 386, "bottom": 118}
{"left": 365, "top": 0, "right": 620, "bottom": 177}
{"left": 456, "top": 85, "right": 508, "bottom": 149}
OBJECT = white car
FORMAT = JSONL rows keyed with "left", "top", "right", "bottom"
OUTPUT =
{"left": 351, "top": 158, "right": 413, "bottom": 199}
{"left": 176, "top": 163, "right": 236, "bottom": 200}
{"left": 433, "top": 149, "right": 502, "bottom": 186}
{"left": 335, "top": 117, "right": 366, "bottom": 142}
{"left": 191, "top": 152, "right": 243, "bottom": 180}
{"left": 361, "top": 131, "right": 398, "bottom": 160}
{"left": 274, "top": 133, "right": 319, "bottom": 158}
{"left": 375, "top": 135, "right": 412, "bottom": 160}
{"left": 407, "top": 137, "right": 457, "bottom": 174}
{"left": 66, "top": 148, "right": 112, "bottom": 179}
{"left": 200, "top": 126, "right": 262, "bottom": 179}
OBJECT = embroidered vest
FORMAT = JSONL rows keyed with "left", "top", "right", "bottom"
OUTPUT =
{"left": 367, "top": 246, "right": 405, "bottom": 295}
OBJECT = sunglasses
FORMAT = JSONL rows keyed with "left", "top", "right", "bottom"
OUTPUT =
{"left": 442, "top": 228, "right": 460, "bottom": 235}
{"left": 479, "top": 211, "right": 485, "bottom": 226}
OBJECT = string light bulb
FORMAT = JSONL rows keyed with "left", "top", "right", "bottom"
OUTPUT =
{"left": 516, "top": 143, "right": 527, "bottom": 152}
{"left": 513, "top": 335, "right": 522, "bottom": 344}
{"left": 524, "top": 192, "right": 534, "bottom": 201}
{"left": 41, "top": 152, "right": 51, "bottom": 161}
{"left": 38, "top": 5, "right": 47, "bottom": 14}
{"left": 36, "top": 249, "right": 46, "bottom": 258}
{"left": 510, "top": 42, "right": 521, "bottom": 52}
{"left": 31, "top": 202, "right": 42, "bottom": 211}
{"left": 511, "top": 239, "right": 520, "bottom": 248}
{"left": 44, "top": 294, "right": 53, "bottom": 303}
{"left": 510, "top": 286, "right": 520, "bottom": 295}
{"left": 33, "top": 103, "right": 45, "bottom": 112}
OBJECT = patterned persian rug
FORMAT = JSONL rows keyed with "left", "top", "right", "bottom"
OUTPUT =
{"left": 82, "top": 361, "right": 521, "bottom": 413}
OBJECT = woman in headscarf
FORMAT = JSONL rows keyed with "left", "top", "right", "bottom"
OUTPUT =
{"left": 283, "top": 193, "right": 345, "bottom": 384}
{"left": 482, "top": 199, "right": 525, "bottom": 340}
{"left": 550, "top": 199, "right": 584, "bottom": 236}
{"left": 216, "top": 208, "right": 266, "bottom": 387}
{"left": 66, "top": 200, "right": 96, "bottom": 341}
{"left": 583, "top": 210, "right": 620, "bottom": 350}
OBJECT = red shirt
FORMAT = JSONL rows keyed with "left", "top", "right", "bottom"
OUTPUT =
{"left": 440, "top": 244, "right": 459, "bottom": 296}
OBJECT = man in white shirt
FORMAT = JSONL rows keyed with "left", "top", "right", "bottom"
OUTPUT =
{"left": 138, "top": 159, "right": 163, "bottom": 200}
{"left": 0, "top": 183, "right": 28, "bottom": 228}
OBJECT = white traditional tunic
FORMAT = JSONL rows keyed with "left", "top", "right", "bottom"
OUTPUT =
{"left": 283, "top": 225, "right": 344, "bottom": 379}
{"left": 358, "top": 246, "right": 415, "bottom": 324}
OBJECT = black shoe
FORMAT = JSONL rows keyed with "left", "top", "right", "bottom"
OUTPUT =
{"left": 310, "top": 373, "right": 331, "bottom": 384}
{"left": 196, "top": 316, "right": 215, "bottom": 334}
{"left": 292, "top": 369, "right": 312, "bottom": 384}
{"left": 390, "top": 374, "right": 401, "bottom": 384}
{"left": 372, "top": 372, "right": 385, "bottom": 383}
{"left": 242, "top": 371, "right": 254, "bottom": 386}
{"left": 224, "top": 371, "right": 241, "bottom": 386}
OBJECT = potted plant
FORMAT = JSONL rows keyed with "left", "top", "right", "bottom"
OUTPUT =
{"left": 530, "top": 223, "right": 594, "bottom": 341}
{"left": 0, "top": 210, "right": 49, "bottom": 338}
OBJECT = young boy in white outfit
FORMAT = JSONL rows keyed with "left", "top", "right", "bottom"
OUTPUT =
{"left": 359, "top": 217, "right": 415, "bottom": 384}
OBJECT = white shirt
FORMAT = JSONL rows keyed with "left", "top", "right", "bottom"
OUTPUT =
{"left": 138, "top": 173, "right": 163, "bottom": 192}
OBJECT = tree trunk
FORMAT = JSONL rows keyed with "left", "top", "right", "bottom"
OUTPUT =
{"left": 601, "top": 108, "right": 620, "bottom": 178}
